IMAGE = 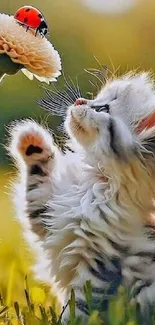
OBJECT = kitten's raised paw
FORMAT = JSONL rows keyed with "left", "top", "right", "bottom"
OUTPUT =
{"left": 10, "top": 120, "right": 55, "bottom": 166}
{"left": 18, "top": 132, "right": 51, "bottom": 162}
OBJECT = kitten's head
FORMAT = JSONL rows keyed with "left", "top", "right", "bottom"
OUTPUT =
{"left": 65, "top": 72, "right": 155, "bottom": 165}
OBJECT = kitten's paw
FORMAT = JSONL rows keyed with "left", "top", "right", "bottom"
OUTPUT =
{"left": 9, "top": 120, "right": 55, "bottom": 166}
{"left": 18, "top": 131, "right": 53, "bottom": 164}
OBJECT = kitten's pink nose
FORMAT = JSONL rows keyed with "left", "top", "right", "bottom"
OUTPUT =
{"left": 74, "top": 98, "right": 87, "bottom": 106}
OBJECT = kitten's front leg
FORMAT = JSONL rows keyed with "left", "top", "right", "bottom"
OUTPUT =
{"left": 9, "top": 120, "right": 57, "bottom": 239}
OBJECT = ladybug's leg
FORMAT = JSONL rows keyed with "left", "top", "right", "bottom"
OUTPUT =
{"left": 26, "top": 26, "right": 29, "bottom": 32}
{"left": 35, "top": 28, "right": 39, "bottom": 37}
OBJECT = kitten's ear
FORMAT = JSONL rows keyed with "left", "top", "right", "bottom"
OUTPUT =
{"left": 136, "top": 111, "right": 155, "bottom": 133}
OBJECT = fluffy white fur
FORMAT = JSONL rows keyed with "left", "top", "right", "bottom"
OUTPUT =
{"left": 8, "top": 72, "right": 155, "bottom": 323}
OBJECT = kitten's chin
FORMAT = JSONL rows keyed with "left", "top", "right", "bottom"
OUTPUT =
{"left": 65, "top": 105, "right": 99, "bottom": 147}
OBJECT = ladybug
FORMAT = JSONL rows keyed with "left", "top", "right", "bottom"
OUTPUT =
{"left": 14, "top": 6, "right": 48, "bottom": 37}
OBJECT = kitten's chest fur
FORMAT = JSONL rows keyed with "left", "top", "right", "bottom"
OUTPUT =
{"left": 43, "top": 158, "right": 155, "bottom": 291}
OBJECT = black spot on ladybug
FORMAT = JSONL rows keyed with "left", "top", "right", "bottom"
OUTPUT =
{"left": 38, "top": 14, "right": 42, "bottom": 18}
{"left": 16, "top": 13, "right": 19, "bottom": 17}
{"left": 25, "top": 8, "right": 30, "bottom": 12}
{"left": 24, "top": 17, "right": 28, "bottom": 23}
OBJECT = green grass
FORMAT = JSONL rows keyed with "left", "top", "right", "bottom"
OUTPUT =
{"left": 0, "top": 169, "right": 155, "bottom": 325}
{"left": 0, "top": 281, "right": 154, "bottom": 325}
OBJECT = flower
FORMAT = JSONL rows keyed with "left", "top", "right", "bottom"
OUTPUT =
{"left": 0, "top": 13, "right": 61, "bottom": 83}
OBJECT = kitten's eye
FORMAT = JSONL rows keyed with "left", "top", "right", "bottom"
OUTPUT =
{"left": 92, "top": 104, "right": 110, "bottom": 113}
{"left": 103, "top": 104, "right": 110, "bottom": 113}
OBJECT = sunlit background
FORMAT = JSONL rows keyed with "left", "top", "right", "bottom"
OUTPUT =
{"left": 0, "top": 0, "right": 155, "bottom": 309}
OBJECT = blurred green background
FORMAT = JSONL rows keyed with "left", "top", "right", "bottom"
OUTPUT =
{"left": 0, "top": 0, "right": 155, "bottom": 313}
{"left": 1, "top": 0, "right": 155, "bottom": 165}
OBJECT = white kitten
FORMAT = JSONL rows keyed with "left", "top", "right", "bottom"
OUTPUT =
{"left": 8, "top": 72, "right": 155, "bottom": 323}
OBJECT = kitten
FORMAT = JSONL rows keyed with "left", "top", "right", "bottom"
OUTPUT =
{"left": 8, "top": 72, "right": 155, "bottom": 323}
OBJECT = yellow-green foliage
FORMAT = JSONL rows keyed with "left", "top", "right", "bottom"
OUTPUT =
{"left": 0, "top": 169, "right": 60, "bottom": 323}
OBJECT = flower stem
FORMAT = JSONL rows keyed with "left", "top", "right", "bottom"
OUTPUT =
{"left": 0, "top": 54, "right": 23, "bottom": 80}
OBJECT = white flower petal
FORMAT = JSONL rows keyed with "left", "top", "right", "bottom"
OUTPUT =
{"left": 0, "top": 73, "right": 6, "bottom": 82}
{"left": 22, "top": 68, "right": 34, "bottom": 80}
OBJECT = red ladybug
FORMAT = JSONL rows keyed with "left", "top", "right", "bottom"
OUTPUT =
{"left": 14, "top": 6, "right": 48, "bottom": 37}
